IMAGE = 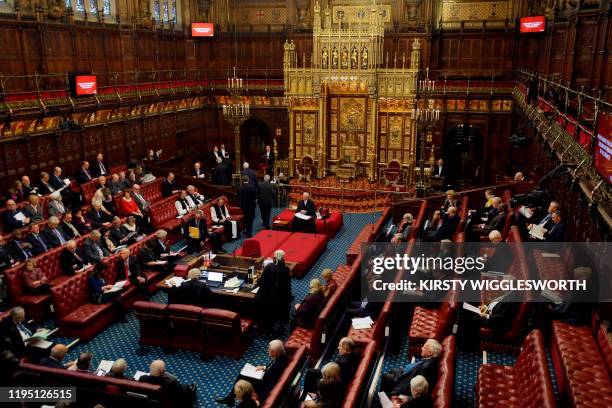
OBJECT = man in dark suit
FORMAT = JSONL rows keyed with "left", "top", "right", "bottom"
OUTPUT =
{"left": 0, "top": 236, "right": 17, "bottom": 272}
{"left": 21, "top": 176, "right": 38, "bottom": 197}
{"left": 7, "top": 229, "right": 33, "bottom": 263}
{"left": 425, "top": 206, "right": 460, "bottom": 242}
{"left": 211, "top": 146, "right": 223, "bottom": 167}
{"left": 161, "top": 173, "right": 178, "bottom": 198}
{"left": 185, "top": 210, "right": 216, "bottom": 253}
{"left": 49, "top": 167, "right": 66, "bottom": 191}
{"left": 216, "top": 339, "right": 289, "bottom": 406}
{"left": 42, "top": 217, "right": 68, "bottom": 248}
{"left": 60, "top": 240, "right": 86, "bottom": 276}
{"left": 76, "top": 161, "right": 94, "bottom": 184}
{"left": 91, "top": 153, "right": 108, "bottom": 177}
{"left": 131, "top": 184, "right": 150, "bottom": 213}
{"left": 39, "top": 344, "right": 71, "bottom": 369}
{"left": 262, "top": 145, "right": 275, "bottom": 177}
{"left": 116, "top": 248, "right": 148, "bottom": 297}
{"left": 169, "top": 268, "right": 212, "bottom": 307}
{"left": 2, "top": 199, "right": 30, "bottom": 232}
{"left": 82, "top": 230, "right": 109, "bottom": 264}
{"left": 109, "top": 216, "right": 133, "bottom": 246}
{"left": 191, "top": 162, "right": 206, "bottom": 179}
{"left": 151, "top": 229, "right": 172, "bottom": 259}
{"left": 22, "top": 194, "right": 44, "bottom": 223}
{"left": 258, "top": 174, "right": 275, "bottom": 230}
{"left": 0, "top": 307, "right": 47, "bottom": 360}
{"left": 26, "top": 223, "right": 50, "bottom": 256}
{"left": 241, "top": 162, "right": 258, "bottom": 189}
{"left": 304, "top": 337, "right": 360, "bottom": 394}
{"left": 212, "top": 157, "right": 230, "bottom": 186}
{"left": 544, "top": 211, "right": 566, "bottom": 242}
{"left": 432, "top": 158, "right": 446, "bottom": 187}
{"left": 238, "top": 176, "right": 257, "bottom": 238}
{"left": 468, "top": 202, "right": 507, "bottom": 241}
{"left": 139, "top": 360, "right": 196, "bottom": 407}
{"left": 381, "top": 338, "right": 442, "bottom": 396}
{"left": 37, "top": 172, "right": 56, "bottom": 196}
{"left": 87, "top": 203, "right": 111, "bottom": 229}
{"left": 59, "top": 213, "right": 81, "bottom": 240}
{"left": 291, "top": 192, "right": 316, "bottom": 233}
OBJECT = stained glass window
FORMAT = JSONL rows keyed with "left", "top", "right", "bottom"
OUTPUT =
{"left": 89, "top": 0, "right": 96, "bottom": 13}
{"left": 75, "top": 0, "right": 85, "bottom": 11}
{"left": 65, "top": 0, "right": 71, "bottom": 8}
{"left": 153, "top": 0, "right": 160, "bottom": 21}
{"left": 170, "top": 0, "right": 176, "bottom": 21}
{"left": 163, "top": 0, "right": 169, "bottom": 22}
{"left": 103, "top": 0, "right": 110, "bottom": 14}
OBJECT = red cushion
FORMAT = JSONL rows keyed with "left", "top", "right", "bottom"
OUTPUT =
{"left": 62, "top": 303, "right": 112, "bottom": 325}
{"left": 277, "top": 232, "right": 328, "bottom": 278}
{"left": 273, "top": 209, "right": 343, "bottom": 237}
{"left": 234, "top": 230, "right": 292, "bottom": 257}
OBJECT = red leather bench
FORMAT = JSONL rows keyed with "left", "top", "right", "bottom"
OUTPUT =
{"left": 234, "top": 230, "right": 292, "bottom": 258}
{"left": 261, "top": 346, "right": 308, "bottom": 408}
{"left": 477, "top": 329, "right": 556, "bottom": 408}
{"left": 409, "top": 299, "right": 459, "bottom": 358}
{"left": 342, "top": 341, "right": 379, "bottom": 408}
{"left": 18, "top": 361, "right": 167, "bottom": 407}
{"left": 278, "top": 232, "right": 328, "bottom": 278}
{"left": 408, "top": 200, "right": 428, "bottom": 241}
{"left": 140, "top": 178, "right": 164, "bottom": 203}
{"left": 149, "top": 194, "right": 182, "bottom": 232}
{"left": 50, "top": 272, "right": 117, "bottom": 341}
{"left": 134, "top": 302, "right": 254, "bottom": 359}
{"left": 550, "top": 320, "right": 612, "bottom": 406}
{"left": 273, "top": 209, "right": 343, "bottom": 238}
{"left": 596, "top": 322, "right": 612, "bottom": 376}
{"left": 432, "top": 335, "right": 456, "bottom": 408}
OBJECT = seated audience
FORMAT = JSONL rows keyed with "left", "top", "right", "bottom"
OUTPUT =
{"left": 99, "top": 227, "right": 117, "bottom": 253}
{"left": 484, "top": 230, "right": 512, "bottom": 273}
{"left": 169, "top": 268, "right": 211, "bottom": 307}
{"left": 27, "top": 223, "right": 50, "bottom": 256}
{"left": 39, "top": 344, "right": 73, "bottom": 369}
{"left": 118, "top": 171, "right": 131, "bottom": 190}
{"left": 2, "top": 199, "right": 30, "bottom": 232}
{"left": 139, "top": 360, "right": 196, "bottom": 407}
{"left": 76, "top": 161, "right": 94, "bottom": 184}
{"left": 22, "top": 259, "right": 50, "bottom": 295}
{"left": 396, "top": 213, "right": 414, "bottom": 241}
{"left": 304, "top": 337, "right": 359, "bottom": 396}
{"left": 37, "top": 171, "right": 56, "bottom": 195}
{"left": 514, "top": 171, "right": 525, "bottom": 181}
{"left": 293, "top": 279, "right": 326, "bottom": 329}
{"left": 42, "top": 216, "right": 68, "bottom": 248}
{"left": 440, "top": 190, "right": 458, "bottom": 213}
{"left": 0, "top": 236, "right": 18, "bottom": 271}
{"left": 87, "top": 203, "right": 112, "bottom": 229}
{"left": 175, "top": 190, "right": 196, "bottom": 216}
{"left": 302, "top": 362, "right": 344, "bottom": 408}
{"left": 92, "top": 153, "right": 108, "bottom": 177}
{"left": 59, "top": 212, "right": 81, "bottom": 239}
{"left": 22, "top": 194, "right": 44, "bottom": 223}
{"left": 7, "top": 229, "right": 34, "bottom": 262}
{"left": 109, "top": 216, "right": 134, "bottom": 246}
{"left": 321, "top": 268, "right": 338, "bottom": 299}
{"left": 468, "top": 202, "right": 507, "bottom": 241}
{"left": 82, "top": 230, "right": 110, "bottom": 264}
{"left": 21, "top": 175, "right": 38, "bottom": 197}
{"left": 139, "top": 240, "right": 170, "bottom": 274}
{"left": 425, "top": 206, "right": 459, "bottom": 242}
{"left": 186, "top": 185, "right": 206, "bottom": 206}
{"left": 381, "top": 338, "right": 442, "bottom": 396}
{"left": 106, "top": 358, "right": 128, "bottom": 379}
{"left": 161, "top": 173, "right": 178, "bottom": 197}
{"left": 48, "top": 192, "right": 67, "bottom": 218}
{"left": 216, "top": 340, "right": 288, "bottom": 406}
{"left": 115, "top": 247, "right": 148, "bottom": 298}
{"left": 60, "top": 240, "right": 86, "bottom": 276}
{"left": 117, "top": 190, "right": 144, "bottom": 226}
{"left": 87, "top": 263, "right": 127, "bottom": 322}
{"left": 0, "top": 307, "right": 45, "bottom": 359}
{"left": 544, "top": 211, "right": 566, "bottom": 242}
{"left": 108, "top": 174, "right": 123, "bottom": 195}
{"left": 233, "top": 379, "right": 258, "bottom": 408}
{"left": 131, "top": 184, "right": 151, "bottom": 214}
{"left": 291, "top": 192, "right": 317, "bottom": 233}
{"left": 122, "top": 215, "right": 142, "bottom": 238}
{"left": 210, "top": 197, "right": 238, "bottom": 240}
{"left": 72, "top": 208, "right": 92, "bottom": 234}
{"left": 68, "top": 352, "right": 93, "bottom": 372}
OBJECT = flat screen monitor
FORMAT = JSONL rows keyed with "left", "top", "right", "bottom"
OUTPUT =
{"left": 191, "top": 23, "right": 214, "bottom": 37}
{"left": 207, "top": 271, "right": 224, "bottom": 282}
{"left": 74, "top": 75, "right": 97, "bottom": 96}
{"left": 520, "top": 16, "right": 546, "bottom": 33}
{"left": 594, "top": 112, "right": 611, "bottom": 183}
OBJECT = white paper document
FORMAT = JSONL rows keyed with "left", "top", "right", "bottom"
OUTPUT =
{"left": 351, "top": 316, "right": 374, "bottom": 330}
{"left": 240, "top": 363, "right": 265, "bottom": 380}
{"left": 378, "top": 392, "right": 393, "bottom": 408}
{"left": 31, "top": 339, "right": 53, "bottom": 349}
{"left": 134, "top": 370, "right": 148, "bottom": 381}
{"left": 541, "top": 252, "right": 561, "bottom": 258}
{"left": 96, "top": 360, "right": 114, "bottom": 376}
{"left": 165, "top": 277, "right": 185, "bottom": 287}
{"left": 530, "top": 224, "right": 546, "bottom": 240}
{"left": 518, "top": 206, "right": 533, "bottom": 219}
{"left": 251, "top": 287, "right": 260, "bottom": 294}
{"left": 294, "top": 212, "right": 312, "bottom": 221}
{"left": 14, "top": 212, "right": 26, "bottom": 222}
{"left": 224, "top": 277, "right": 243, "bottom": 289}
{"left": 541, "top": 289, "right": 563, "bottom": 305}
{"left": 462, "top": 303, "right": 482, "bottom": 315}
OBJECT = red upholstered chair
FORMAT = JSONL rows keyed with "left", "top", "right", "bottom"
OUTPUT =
{"left": 432, "top": 336, "right": 456, "bottom": 408}
{"left": 167, "top": 304, "right": 206, "bottom": 353}
{"left": 241, "top": 239, "right": 262, "bottom": 258}
{"left": 134, "top": 301, "right": 170, "bottom": 352}
{"left": 201, "top": 308, "right": 254, "bottom": 359}
{"left": 3, "top": 266, "right": 51, "bottom": 322}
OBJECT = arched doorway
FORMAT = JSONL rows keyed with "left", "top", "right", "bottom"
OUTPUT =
{"left": 240, "top": 117, "right": 271, "bottom": 169}
{"left": 443, "top": 124, "right": 483, "bottom": 186}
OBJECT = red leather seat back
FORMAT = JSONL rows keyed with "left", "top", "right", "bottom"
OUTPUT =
{"left": 134, "top": 301, "right": 169, "bottom": 348}
{"left": 50, "top": 273, "right": 90, "bottom": 319}
{"left": 201, "top": 307, "right": 241, "bottom": 338}
{"left": 37, "top": 246, "right": 65, "bottom": 282}
{"left": 432, "top": 335, "right": 455, "bottom": 408}
{"left": 4, "top": 265, "right": 26, "bottom": 300}
{"left": 81, "top": 180, "right": 98, "bottom": 202}
{"left": 141, "top": 178, "right": 164, "bottom": 202}
{"left": 409, "top": 201, "right": 428, "bottom": 241}
{"left": 167, "top": 304, "right": 205, "bottom": 351}
{"left": 242, "top": 239, "right": 262, "bottom": 258}
{"left": 596, "top": 324, "right": 612, "bottom": 376}
{"left": 513, "top": 330, "right": 556, "bottom": 407}
{"left": 343, "top": 341, "right": 378, "bottom": 408}
{"left": 149, "top": 194, "right": 179, "bottom": 228}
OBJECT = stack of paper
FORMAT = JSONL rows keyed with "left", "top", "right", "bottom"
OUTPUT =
{"left": 351, "top": 316, "right": 374, "bottom": 330}
{"left": 240, "top": 363, "right": 265, "bottom": 380}
{"left": 224, "top": 277, "right": 243, "bottom": 289}
{"left": 165, "top": 277, "right": 185, "bottom": 287}
{"left": 105, "top": 281, "right": 127, "bottom": 294}
{"left": 530, "top": 224, "right": 546, "bottom": 240}
{"left": 541, "top": 252, "right": 561, "bottom": 258}
{"left": 96, "top": 360, "right": 114, "bottom": 376}
{"left": 294, "top": 212, "right": 312, "bottom": 220}
{"left": 541, "top": 289, "right": 563, "bottom": 305}
{"left": 134, "top": 370, "right": 148, "bottom": 381}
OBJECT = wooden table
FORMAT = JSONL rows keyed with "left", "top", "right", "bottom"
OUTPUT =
{"left": 157, "top": 253, "right": 296, "bottom": 315}
{"left": 272, "top": 219, "right": 291, "bottom": 231}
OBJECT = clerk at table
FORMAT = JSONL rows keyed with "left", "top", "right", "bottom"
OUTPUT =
{"left": 291, "top": 192, "right": 316, "bottom": 233}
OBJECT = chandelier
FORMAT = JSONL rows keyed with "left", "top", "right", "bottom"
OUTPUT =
{"left": 222, "top": 67, "right": 251, "bottom": 181}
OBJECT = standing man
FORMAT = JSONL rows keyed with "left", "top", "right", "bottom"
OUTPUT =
{"left": 212, "top": 157, "right": 230, "bottom": 186}
{"left": 238, "top": 176, "right": 257, "bottom": 238}
{"left": 241, "top": 163, "right": 257, "bottom": 189}
{"left": 262, "top": 145, "right": 275, "bottom": 177}
{"left": 258, "top": 175, "right": 274, "bottom": 230}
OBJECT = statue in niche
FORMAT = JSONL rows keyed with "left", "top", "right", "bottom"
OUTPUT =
{"left": 332, "top": 48, "right": 339, "bottom": 69}
{"left": 47, "top": 0, "right": 66, "bottom": 20}
{"left": 322, "top": 48, "right": 329, "bottom": 69}
{"left": 361, "top": 47, "right": 368, "bottom": 69}
{"left": 341, "top": 48, "right": 348, "bottom": 69}
{"left": 297, "top": 7, "right": 310, "bottom": 30}
{"left": 198, "top": 0, "right": 211, "bottom": 21}
{"left": 404, "top": 0, "right": 421, "bottom": 21}
{"left": 351, "top": 47, "right": 358, "bottom": 69}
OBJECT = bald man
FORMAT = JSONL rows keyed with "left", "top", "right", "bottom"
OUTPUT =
{"left": 139, "top": 360, "right": 196, "bottom": 404}
{"left": 39, "top": 344, "right": 72, "bottom": 369}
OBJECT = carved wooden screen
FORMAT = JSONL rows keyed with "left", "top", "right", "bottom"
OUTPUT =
{"left": 327, "top": 95, "right": 368, "bottom": 163}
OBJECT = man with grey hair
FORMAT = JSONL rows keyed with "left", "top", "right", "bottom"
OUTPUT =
{"left": 242, "top": 161, "right": 257, "bottom": 189}
{"left": 381, "top": 338, "right": 442, "bottom": 397}
{"left": 258, "top": 174, "right": 274, "bottom": 229}
{"left": 0, "top": 306, "right": 47, "bottom": 359}
{"left": 82, "top": 230, "right": 109, "bottom": 263}
{"left": 42, "top": 216, "right": 68, "bottom": 247}
{"left": 170, "top": 268, "right": 211, "bottom": 307}
{"left": 139, "top": 359, "right": 196, "bottom": 404}
{"left": 212, "top": 156, "right": 230, "bottom": 185}
{"left": 186, "top": 185, "right": 205, "bottom": 206}
{"left": 216, "top": 339, "right": 289, "bottom": 406}
{"left": 106, "top": 358, "right": 128, "bottom": 379}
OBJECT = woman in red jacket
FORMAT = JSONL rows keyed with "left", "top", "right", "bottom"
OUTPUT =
{"left": 117, "top": 190, "right": 144, "bottom": 228}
